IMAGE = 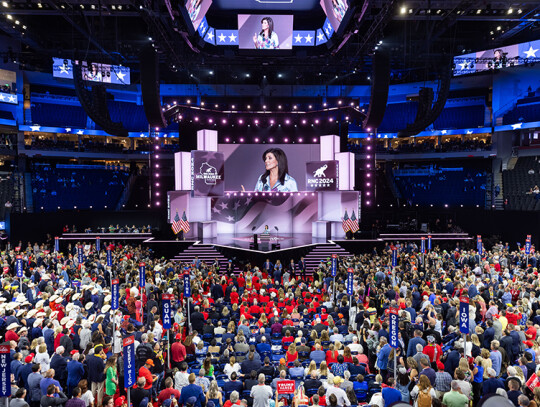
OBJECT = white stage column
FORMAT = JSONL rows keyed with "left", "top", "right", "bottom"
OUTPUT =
{"left": 320, "top": 135, "right": 340, "bottom": 161}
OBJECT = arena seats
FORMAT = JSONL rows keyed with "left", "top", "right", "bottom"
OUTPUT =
{"left": 31, "top": 102, "right": 88, "bottom": 128}
{"left": 503, "top": 102, "right": 540, "bottom": 125}
{"left": 31, "top": 164, "right": 129, "bottom": 211}
{"left": 502, "top": 156, "right": 540, "bottom": 210}
{"left": 393, "top": 166, "right": 487, "bottom": 206}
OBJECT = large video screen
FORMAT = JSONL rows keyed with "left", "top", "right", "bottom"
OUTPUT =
{"left": 453, "top": 39, "right": 540, "bottom": 76}
{"left": 185, "top": 0, "right": 213, "bottom": 32}
{"left": 238, "top": 14, "right": 294, "bottom": 50}
{"left": 320, "top": 0, "right": 349, "bottom": 33}
{"left": 52, "top": 58, "right": 130, "bottom": 85}
{"left": 219, "top": 144, "right": 321, "bottom": 191}
{"left": 214, "top": 0, "right": 319, "bottom": 11}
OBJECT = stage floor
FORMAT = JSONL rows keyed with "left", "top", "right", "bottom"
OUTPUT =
{"left": 201, "top": 233, "right": 328, "bottom": 252}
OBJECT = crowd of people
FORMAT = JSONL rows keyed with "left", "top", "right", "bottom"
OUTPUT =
{"left": 0, "top": 238, "right": 539, "bottom": 407}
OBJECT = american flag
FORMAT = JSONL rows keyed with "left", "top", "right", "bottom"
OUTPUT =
{"left": 180, "top": 210, "right": 190, "bottom": 233}
{"left": 172, "top": 211, "right": 182, "bottom": 235}
{"left": 349, "top": 210, "right": 360, "bottom": 233}
{"left": 342, "top": 209, "right": 351, "bottom": 232}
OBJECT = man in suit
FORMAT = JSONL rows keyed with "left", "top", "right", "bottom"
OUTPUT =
{"left": 223, "top": 372, "right": 243, "bottom": 396}
{"left": 298, "top": 257, "right": 306, "bottom": 279}
{"left": 50, "top": 347, "right": 67, "bottom": 388}
{"left": 86, "top": 345, "right": 106, "bottom": 406}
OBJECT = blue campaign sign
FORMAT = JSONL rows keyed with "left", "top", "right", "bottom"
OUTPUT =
{"left": 162, "top": 294, "right": 173, "bottom": 329}
{"left": 420, "top": 237, "right": 426, "bottom": 254}
{"left": 331, "top": 254, "right": 337, "bottom": 277}
{"left": 427, "top": 235, "right": 432, "bottom": 251}
{"left": 139, "top": 262, "right": 146, "bottom": 288}
{"left": 0, "top": 344, "right": 10, "bottom": 396}
{"left": 78, "top": 245, "right": 83, "bottom": 264}
{"left": 96, "top": 237, "right": 100, "bottom": 252}
{"left": 477, "top": 235, "right": 482, "bottom": 256}
{"left": 111, "top": 278, "right": 119, "bottom": 310}
{"left": 54, "top": 237, "right": 59, "bottom": 252}
{"left": 183, "top": 273, "right": 191, "bottom": 297}
{"left": 389, "top": 308, "right": 399, "bottom": 348}
{"left": 392, "top": 249, "right": 397, "bottom": 267}
{"left": 526, "top": 235, "right": 532, "bottom": 255}
{"left": 347, "top": 268, "right": 354, "bottom": 296}
{"left": 459, "top": 297, "right": 469, "bottom": 334}
{"left": 106, "top": 248, "right": 112, "bottom": 267}
{"left": 123, "top": 336, "right": 136, "bottom": 388}
{"left": 15, "top": 255, "right": 23, "bottom": 278}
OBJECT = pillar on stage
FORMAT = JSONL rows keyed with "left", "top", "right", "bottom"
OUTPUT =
{"left": 174, "top": 152, "right": 191, "bottom": 191}
{"left": 320, "top": 135, "right": 340, "bottom": 161}
{"left": 335, "top": 152, "right": 355, "bottom": 191}
{"left": 197, "top": 129, "right": 218, "bottom": 152}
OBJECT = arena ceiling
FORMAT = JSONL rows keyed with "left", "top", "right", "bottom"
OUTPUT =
{"left": 0, "top": 0, "right": 539, "bottom": 85}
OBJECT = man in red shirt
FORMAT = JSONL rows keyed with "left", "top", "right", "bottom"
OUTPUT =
{"left": 5, "top": 323, "right": 20, "bottom": 342}
{"left": 171, "top": 334, "right": 187, "bottom": 369}
{"left": 158, "top": 377, "right": 181, "bottom": 404}
{"left": 138, "top": 359, "right": 155, "bottom": 391}
{"left": 525, "top": 320, "right": 537, "bottom": 341}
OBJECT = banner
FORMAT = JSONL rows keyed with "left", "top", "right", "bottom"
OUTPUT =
{"left": 347, "top": 268, "right": 354, "bottom": 295}
{"left": 183, "top": 272, "right": 191, "bottom": 297}
{"left": 15, "top": 255, "right": 23, "bottom": 278}
{"left": 54, "top": 237, "right": 59, "bottom": 252}
{"left": 123, "top": 336, "right": 136, "bottom": 388}
{"left": 0, "top": 345, "right": 10, "bottom": 396}
{"left": 106, "top": 247, "right": 112, "bottom": 267}
{"left": 162, "top": 294, "right": 173, "bottom": 330}
{"left": 427, "top": 235, "right": 432, "bottom": 251}
{"left": 96, "top": 237, "right": 101, "bottom": 252}
{"left": 305, "top": 160, "right": 338, "bottom": 191}
{"left": 389, "top": 307, "right": 399, "bottom": 348}
{"left": 276, "top": 380, "right": 296, "bottom": 394}
{"left": 331, "top": 254, "right": 337, "bottom": 277}
{"left": 526, "top": 235, "right": 531, "bottom": 255}
{"left": 420, "top": 237, "right": 425, "bottom": 254}
{"left": 77, "top": 245, "right": 83, "bottom": 264}
{"left": 111, "top": 278, "right": 119, "bottom": 310}
{"left": 477, "top": 235, "right": 482, "bottom": 256}
{"left": 191, "top": 150, "right": 224, "bottom": 197}
{"left": 459, "top": 297, "right": 469, "bottom": 334}
{"left": 139, "top": 263, "right": 146, "bottom": 288}
{"left": 392, "top": 248, "right": 397, "bottom": 267}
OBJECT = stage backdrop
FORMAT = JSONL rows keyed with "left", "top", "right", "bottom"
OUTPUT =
{"left": 218, "top": 144, "right": 321, "bottom": 191}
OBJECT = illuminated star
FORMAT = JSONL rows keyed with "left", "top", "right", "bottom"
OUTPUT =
{"left": 60, "top": 64, "right": 69, "bottom": 74}
{"left": 139, "top": 133, "right": 145, "bottom": 137}
{"left": 467, "top": 130, "right": 473, "bottom": 134}
{"left": 65, "top": 128, "right": 71, "bottom": 133}
{"left": 116, "top": 71, "right": 126, "bottom": 81}
{"left": 458, "top": 61, "right": 467, "bottom": 70}
{"left": 304, "top": 34, "right": 313, "bottom": 43}
{"left": 325, "top": 28, "right": 330, "bottom": 36}
{"left": 511, "top": 123, "right": 523, "bottom": 129}
{"left": 30, "top": 125, "right": 41, "bottom": 132}
{"left": 219, "top": 202, "right": 228, "bottom": 210}
{"left": 524, "top": 45, "right": 538, "bottom": 58}
{"left": 226, "top": 215, "right": 235, "bottom": 222}
{"left": 0, "top": 94, "right": 5, "bottom": 101}
{"left": 326, "top": 22, "right": 332, "bottom": 31}
{"left": 218, "top": 33, "right": 226, "bottom": 42}
{"left": 206, "top": 31, "right": 214, "bottom": 41}
{"left": 77, "top": 130, "right": 84, "bottom": 135}
{"left": 212, "top": 207, "right": 221, "bottom": 214}
{"left": 295, "top": 34, "right": 303, "bottom": 43}
{"left": 8, "top": 95, "right": 16, "bottom": 103}
{"left": 441, "top": 130, "right": 447, "bottom": 134}
{"left": 228, "top": 32, "right": 237, "bottom": 43}
{"left": 317, "top": 32, "right": 325, "bottom": 42}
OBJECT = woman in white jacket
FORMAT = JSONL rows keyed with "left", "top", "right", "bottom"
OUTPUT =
{"left": 34, "top": 343, "right": 50, "bottom": 373}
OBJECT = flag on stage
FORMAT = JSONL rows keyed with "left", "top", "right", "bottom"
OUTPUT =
{"left": 172, "top": 211, "right": 182, "bottom": 235}
{"left": 342, "top": 209, "right": 351, "bottom": 232}
{"left": 180, "top": 210, "right": 190, "bottom": 233}
{"left": 349, "top": 210, "right": 360, "bottom": 233}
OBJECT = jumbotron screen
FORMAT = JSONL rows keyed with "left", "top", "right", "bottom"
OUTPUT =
{"left": 238, "top": 14, "right": 294, "bottom": 50}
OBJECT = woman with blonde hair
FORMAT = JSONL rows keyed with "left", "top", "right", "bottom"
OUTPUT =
{"left": 305, "top": 360, "right": 317, "bottom": 376}
{"left": 318, "top": 361, "right": 329, "bottom": 378}
{"left": 286, "top": 342, "right": 298, "bottom": 363}
{"left": 223, "top": 356, "right": 241, "bottom": 379}
{"left": 406, "top": 357, "right": 419, "bottom": 384}
{"left": 410, "top": 374, "right": 436, "bottom": 407}
{"left": 206, "top": 380, "right": 223, "bottom": 407}
{"left": 35, "top": 343, "right": 50, "bottom": 373}
{"left": 320, "top": 330, "right": 330, "bottom": 342}
{"left": 481, "top": 349, "right": 492, "bottom": 379}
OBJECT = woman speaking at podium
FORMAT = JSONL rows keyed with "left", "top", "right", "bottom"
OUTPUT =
{"left": 253, "top": 148, "right": 298, "bottom": 192}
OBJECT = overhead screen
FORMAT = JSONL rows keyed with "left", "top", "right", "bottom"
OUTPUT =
{"left": 213, "top": 0, "right": 319, "bottom": 10}
{"left": 453, "top": 39, "right": 540, "bottom": 76}
{"left": 320, "top": 0, "right": 349, "bottom": 32}
{"left": 52, "top": 58, "right": 130, "bottom": 85}
{"left": 185, "top": 0, "right": 213, "bottom": 32}
{"left": 238, "top": 14, "right": 294, "bottom": 50}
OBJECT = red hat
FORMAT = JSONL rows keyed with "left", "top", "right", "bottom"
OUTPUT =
{"left": 524, "top": 340, "right": 534, "bottom": 348}
{"left": 115, "top": 396, "right": 126, "bottom": 407}
{"left": 70, "top": 350, "right": 79, "bottom": 355}
{"left": 436, "top": 361, "right": 445, "bottom": 370}
{"left": 175, "top": 333, "right": 182, "bottom": 340}
{"left": 24, "top": 354, "right": 34, "bottom": 363}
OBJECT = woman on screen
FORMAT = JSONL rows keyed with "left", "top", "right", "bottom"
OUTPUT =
{"left": 187, "top": 0, "right": 202, "bottom": 23}
{"left": 253, "top": 17, "right": 279, "bottom": 50}
{"left": 331, "top": 0, "right": 347, "bottom": 23}
{"left": 254, "top": 148, "right": 298, "bottom": 192}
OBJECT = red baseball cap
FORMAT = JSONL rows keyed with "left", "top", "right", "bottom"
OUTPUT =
{"left": 115, "top": 396, "right": 126, "bottom": 406}
{"left": 175, "top": 333, "right": 182, "bottom": 340}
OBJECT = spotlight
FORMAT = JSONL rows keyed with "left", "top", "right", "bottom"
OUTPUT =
{"left": 400, "top": 6, "right": 406, "bottom": 14}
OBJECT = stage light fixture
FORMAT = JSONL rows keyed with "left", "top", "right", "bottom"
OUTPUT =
{"left": 6, "top": 14, "right": 11, "bottom": 19}
{"left": 254, "top": 119, "right": 259, "bottom": 124}
{"left": 270, "top": 119, "right": 275, "bottom": 125}
{"left": 400, "top": 6, "right": 406, "bottom": 14}
{"left": 239, "top": 138, "right": 244, "bottom": 142}
{"left": 518, "top": 9, "right": 522, "bottom": 14}
{"left": 201, "top": 102, "right": 205, "bottom": 106}
{"left": 263, "top": 105, "right": 267, "bottom": 109}
{"left": 309, "top": 105, "right": 312, "bottom": 109}
{"left": 225, "top": 137, "right": 230, "bottom": 142}
{"left": 187, "top": 99, "right": 191, "bottom": 104}
{"left": 302, "top": 119, "right": 306, "bottom": 124}
{"left": 298, "top": 138, "right": 303, "bottom": 142}
{"left": 284, "top": 138, "right": 289, "bottom": 142}
{"left": 269, "top": 138, "right": 274, "bottom": 142}
{"left": 312, "top": 138, "right": 317, "bottom": 142}
{"left": 222, "top": 119, "right": 227, "bottom": 124}
{"left": 285, "top": 119, "right": 290, "bottom": 124}
{"left": 194, "top": 117, "right": 199, "bottom": 122}
{"left": 315, "top": 119, "right": 319, "bottom": 124}
{"left": 508, "top": 8, "right": 513, "bottom": 14}
{"left": 208, "top": 118, "right": 213, "bottom": 123}
{"left": 254, "top": 138, "right": 259, "bottom": 142}
{"left": 238, "top": 119, "right": 243, "bottom": 124}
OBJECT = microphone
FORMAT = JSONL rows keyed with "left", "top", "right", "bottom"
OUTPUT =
{"left": 274, "top": 226, "right": 279, "bottom": 232}
{"left": 252, "top": 226, "right": 257, "bottom": 231}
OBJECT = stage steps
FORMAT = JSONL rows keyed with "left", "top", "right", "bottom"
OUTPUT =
{"left": 303, "top": 243, "right": 353, "bottom": 275}
{"left": 171, "top": 244, "right": 241, "bottom": 272}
